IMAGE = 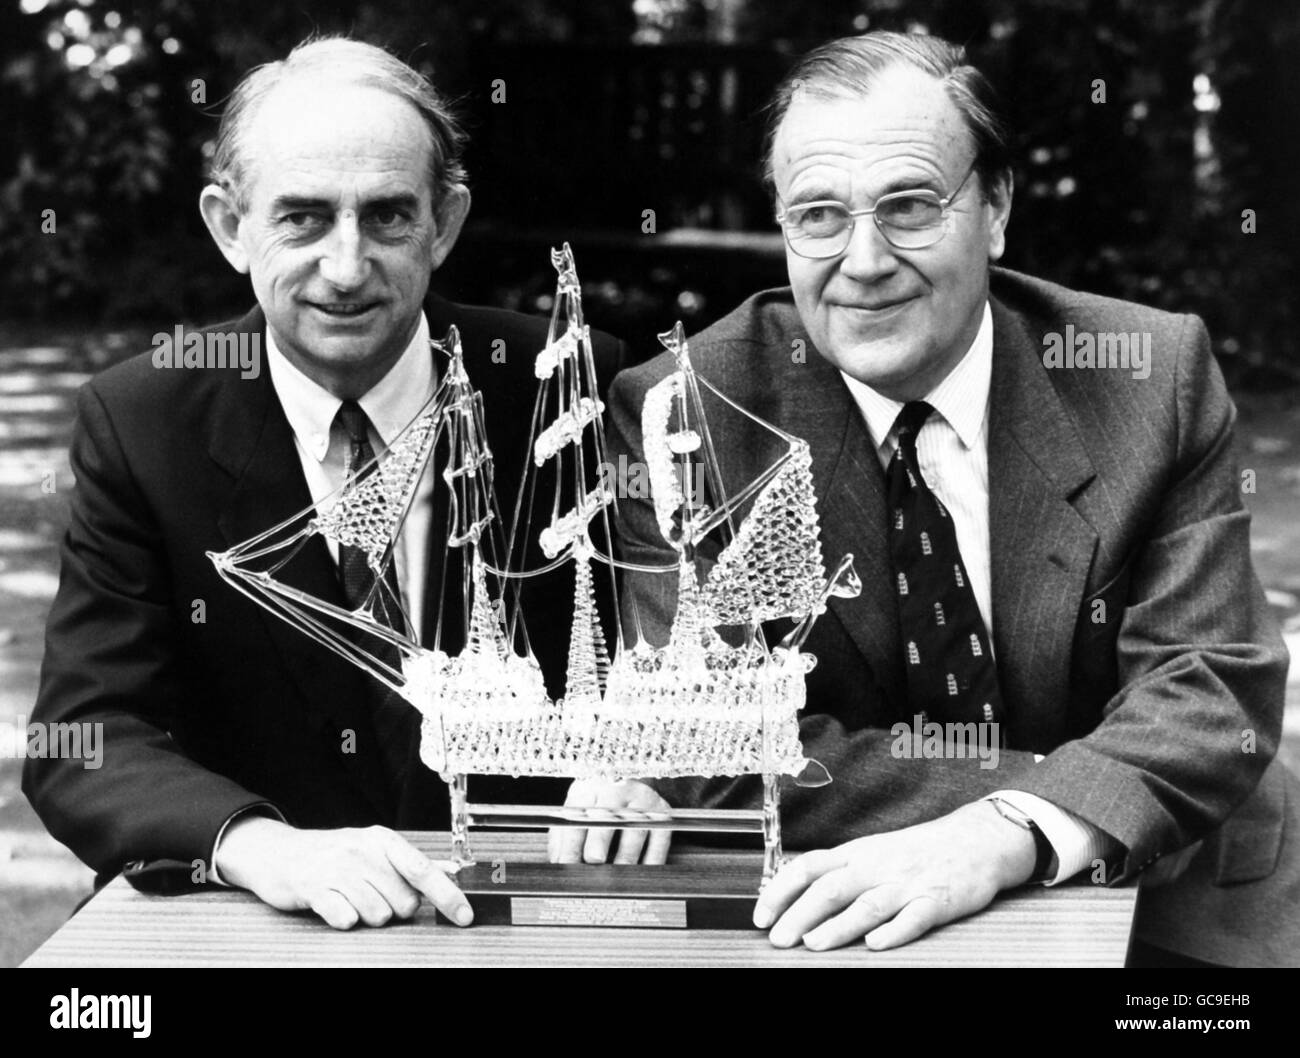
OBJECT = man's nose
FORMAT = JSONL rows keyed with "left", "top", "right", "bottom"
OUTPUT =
{"left": 839, "top": 214, "right": 900, "bottom": 283}
{"left": 318, "top": 212, "right": 370, "bottom": 290}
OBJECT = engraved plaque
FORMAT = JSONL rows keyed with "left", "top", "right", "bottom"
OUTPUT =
{"left": 510, "top": 896, "right": 687, "bottom": 928}
{"left": 437, "top": 861, "right": 758, "bottom": 930}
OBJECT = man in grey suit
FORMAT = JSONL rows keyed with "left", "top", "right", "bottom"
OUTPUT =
{"left": 555, "top": 31, "right": 1296, "bottom": 966}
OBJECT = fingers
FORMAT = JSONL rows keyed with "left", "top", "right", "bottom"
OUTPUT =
{"left": 417, "top": 865, "right": 475, "bottom": 927}
{"left": 644, "top": 826, "right": 672, "bottom": 865}
{"left": 241, "top": 825, "right": 469, "bottom": 930}
{"left": 549, "top": 781, "right": 596, "bottom": 864}
{"left": 362, "top": 860, "right": 423, "bottom": 922}
{"left": 613, "top": 827, "right": 648, "bottom": 864}
{"left": 306, "top": 831, "right": 466, "bottom": 930}
{"left": 767, "top": 863, "right": 863, "bottom": 948}
{"left": 583, "top": 782, "right": 672, "bottom": 863}
{"left": 385, "top": 833, "right": 473, "bottom": 927}
{"left": 865, "top": 896, "right": 944, "bottom": 951}
{"left": 751, "top": 814, "right": 1013, "bottom": 952}
{"left": 753, "top": 847, "right": 848, "bottom": 931}
{"left": 309, "top": 889, "right": 360, "bottom": 931}
{"left": 330, "top": 877, "right": 401, "bottom": 928}
{"left": 545, "top": 825, "right": 568, "bottom": 863}
{"left": 621, "top": 784, "right": 673, "bottom": 864}
{"left": 582, "top": 813, "right": 618, "bottom": 864}
{"left": 802, "top": 884, "right": 906, "bottom": 951}
{"left": 548, "top": 780, "right": 675, "bottom": 865}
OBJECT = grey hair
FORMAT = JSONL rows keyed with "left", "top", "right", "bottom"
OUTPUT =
{"left": 209, "top": 36, "right": 467, "bottom": 210}
{"left": 763, "top": 31, "right": 1011, "bottom": 201}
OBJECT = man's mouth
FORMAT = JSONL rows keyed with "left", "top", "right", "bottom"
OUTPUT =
{"left": 306, "top": 301, "right": 381, "bottom": 318}
{"left": 837, "top": 295, "right": 918, "bottom": 313}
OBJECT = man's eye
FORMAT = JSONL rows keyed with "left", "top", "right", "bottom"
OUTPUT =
{"left": 796, "top": 204, "right": 844, "bottom": 236}
{"left": 879, "top": 195, "right": 940, "bottom": 228}
{"left": 282, "top": 212, "right": 325, "bottom": 230}
{"left": 367, "top": 209, "right": 408, "bottom": 228}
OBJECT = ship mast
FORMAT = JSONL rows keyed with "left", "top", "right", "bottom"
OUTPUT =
{"left": 496, "top": 243, "right": 624, "bottom": 709}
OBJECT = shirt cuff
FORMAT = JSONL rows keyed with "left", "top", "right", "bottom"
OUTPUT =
{"left": 208, "top": 803, "right": 286, "bottom": 887}
{"left": 984, "top": 789, "right": 1108, "bottom": 886}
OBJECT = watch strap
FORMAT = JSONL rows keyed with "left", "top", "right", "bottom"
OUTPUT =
{"left": 987, "top": 796, "right": 1055, "bottom": 883}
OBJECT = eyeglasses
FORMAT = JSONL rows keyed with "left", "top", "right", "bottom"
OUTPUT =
{"left": 776, "top": 162, "right": 978, "bottom": 258}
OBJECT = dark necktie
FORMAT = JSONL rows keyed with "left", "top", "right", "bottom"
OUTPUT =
{"left": 335, "top": 400, "right": 415, "bottom": 792}
{"left": 887, "top": 401, "right": 1004, "bottom": 727}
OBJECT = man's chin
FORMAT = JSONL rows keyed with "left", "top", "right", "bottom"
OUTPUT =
{"left": 279, "top": 323, "right": 396, "bottom": 373}
{"left": 312, "top": 334, "right": 397, "bottom": 367}
{"left": 823, "top": 335, "right": 925, "bottom": 391}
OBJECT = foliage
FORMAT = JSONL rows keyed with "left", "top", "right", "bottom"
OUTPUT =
{"left": 0, "top": 0, "right": 1295, "bottom": 380}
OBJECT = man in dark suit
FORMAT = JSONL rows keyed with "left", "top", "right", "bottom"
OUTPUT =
{"left": 24, "top": 38, "right": 623, "bottom": 930}
{"left": 564, "top": 32, "right": 1295, "bottom": 966}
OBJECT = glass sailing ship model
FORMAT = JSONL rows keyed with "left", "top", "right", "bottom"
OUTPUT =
{"left": 209, "top": 244, "right": 860, "bottom": 884}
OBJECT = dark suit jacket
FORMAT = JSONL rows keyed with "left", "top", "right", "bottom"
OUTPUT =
{"left": 24, "top": 291, "right": 626, "bottom": 892}
{"left": 606, "top": 267, "right": 1297, "bottom": 966}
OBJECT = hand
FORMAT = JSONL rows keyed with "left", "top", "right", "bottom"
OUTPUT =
{"left": 214, "top": 817, "right": 473, "bottom": 930}
{"left": 547, "top": 778, "right": 673, "bottom": 865}
{"left": 754, "top": 800, "right": 1038, "bottom": 951}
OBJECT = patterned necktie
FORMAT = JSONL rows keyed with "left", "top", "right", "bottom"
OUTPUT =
{"left": 335, "top": 400, "right": 414, "bottom": 791}
{"left": 887, "top": 401, "right": 1004, "bottom": 727}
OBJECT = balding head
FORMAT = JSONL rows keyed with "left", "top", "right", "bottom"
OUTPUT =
{"left": 210, "top": 37, "right": 466, "bottom": 212}
{"left": 197, "top": 36, "right": 472, "bottom": 400}
{"left": 764, "top": 31, "right": 1011, "bottom": 204}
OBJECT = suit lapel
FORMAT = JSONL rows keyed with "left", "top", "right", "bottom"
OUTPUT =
{"left": 987, "top": 296, "right": 1098, "bottom": 750}
{"left": 776, "top": 351, "right": 908, "bottom": 711}
{"left": 208, "top": 308, "right": 395, "bottom": 818}
{"left": 779, "top": 293, "right": 1103, "bottom": 737}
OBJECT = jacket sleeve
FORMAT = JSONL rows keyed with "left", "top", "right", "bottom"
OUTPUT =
{"left": 1013, "top": 315, "right": 1289, "bottom": 880}
{"left": 23, "top": 381, "right": 271, "bottom": 884}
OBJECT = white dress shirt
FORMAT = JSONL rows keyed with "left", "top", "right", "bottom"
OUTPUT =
{"left": 265, "top": 315, "right": 439, "bottom": 634}
{"left": 210, "top": 316, "right": 439, "bottom": 884}
{"left": 839, "top": 304, "right": 1109, "bottom": 885}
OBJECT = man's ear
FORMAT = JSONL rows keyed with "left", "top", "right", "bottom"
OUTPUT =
{"left": 199, "top": 184, "right": 250, "bottom": 274}
{"left": 986, "top": 169, "right": 1013, "bottom": 263}
{"left": 429, "top": 184, "right": 471, "bottom": 271}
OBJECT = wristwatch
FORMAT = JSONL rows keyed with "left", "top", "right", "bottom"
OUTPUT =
{"left": 986, "top": 796, "right": 1055, "bottom": 883}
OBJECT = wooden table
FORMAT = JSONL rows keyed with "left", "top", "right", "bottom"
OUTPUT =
{"left": 23, "top": 832, "right": 1138, "bottom": 967}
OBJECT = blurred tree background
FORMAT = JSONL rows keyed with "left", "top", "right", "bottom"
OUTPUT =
{"left": 1, "top": 0, "right": 1296, "bottom": 379}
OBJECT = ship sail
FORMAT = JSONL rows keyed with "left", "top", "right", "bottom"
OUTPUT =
{"left": 207, "top": 324, "right": 546, "bottom": 773}
{"left": 637, "top": 323, "right": 852, "bottom": 630}
{"left": 698, "top": 442, "right": 828, "bottom": 625}
{"left": 310, "top": 397, "right": 440, "bottom": 569}
{"left": 598, "top": 320, "right": 860, "bottom": 779}
{"left": 209, "top": 243, "right": 859, "bottom": 789}
{"left": 206, "top": 340, "right": 454, "bottom": 693}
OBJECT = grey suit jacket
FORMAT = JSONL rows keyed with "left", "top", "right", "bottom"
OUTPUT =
{"left": 606, "top": 266, "right": 1297, "bottom": 966}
